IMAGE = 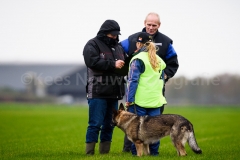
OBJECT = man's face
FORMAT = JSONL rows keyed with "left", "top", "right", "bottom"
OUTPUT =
{"left": 106, "top": 33, "right": 117, "bottom": 39}
{"left": 144, "top": 15, "right": 160, "bottom": 35}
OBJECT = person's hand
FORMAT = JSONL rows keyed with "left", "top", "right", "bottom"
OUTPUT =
{"left": 164, "top": 73, "right": 168, "bottom": 80}
{"left": 125, "top": 102, "right": 132, "bottom": 107}
{"left": 115, "top": 60, "right": 125, "bottom": 69}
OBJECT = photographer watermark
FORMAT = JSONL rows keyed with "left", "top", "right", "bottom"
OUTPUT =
{"left": 166, "top": 75, "right": 220, "bottom": 89}
{"left": 21, "top": 72, "right": 71, "bottom": 86}
{"left": 21, "top": 72, "right": 88, "bottom": 86}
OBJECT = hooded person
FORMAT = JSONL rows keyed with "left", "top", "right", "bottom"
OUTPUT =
{"left": 83, "top": 19, "right": 127, "bottom": 155}
{"left": 97, "top": 20, "right": 121, "bottom": 46}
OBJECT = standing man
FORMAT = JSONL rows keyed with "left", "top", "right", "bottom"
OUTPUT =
{"left": 83, "top": 19, "right": 126, "bottom": 155}
{"left": 121, "top": 12, "right": 179, "bottom": 154}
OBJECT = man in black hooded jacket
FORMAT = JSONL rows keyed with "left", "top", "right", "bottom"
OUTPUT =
{"left": 83, "top": 19, "right": 126, "bottom": 155}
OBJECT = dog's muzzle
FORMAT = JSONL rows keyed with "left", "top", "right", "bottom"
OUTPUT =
{"left": 111, "top": 119, "right": 117, "bottom": 126}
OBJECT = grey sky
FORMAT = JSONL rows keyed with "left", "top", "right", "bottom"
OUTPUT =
{"left": 0, "top": 0, "right": 240, "bottom": 78}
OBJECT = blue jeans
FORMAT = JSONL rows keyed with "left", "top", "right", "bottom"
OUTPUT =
{"left": 85, "top": 98, "right": 118, "bottom": 143}
{"left": 128, "top": 104, "right": 161, "bottom": 156}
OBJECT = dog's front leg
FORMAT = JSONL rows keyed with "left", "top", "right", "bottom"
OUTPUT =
{"left": 135, "top": 140, "right": 143, "bottom": 157}
{"left": 143, "top": 144, "right": 150, "bottom": 155}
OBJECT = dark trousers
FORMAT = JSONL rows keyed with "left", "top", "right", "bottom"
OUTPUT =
{"left": 86, "top": 98, "right": 118, "bottom": 143}
{"left": 122, "top": 134, "right": 132, "bottom": 152}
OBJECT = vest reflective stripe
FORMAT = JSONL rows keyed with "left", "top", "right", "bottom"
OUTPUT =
{"left": 130, "top": 52, "right": 167, "bottom": 108}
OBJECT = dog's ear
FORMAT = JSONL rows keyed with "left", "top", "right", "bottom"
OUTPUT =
{"left": 119, "top": 103, "right": 125, "bottom": 111}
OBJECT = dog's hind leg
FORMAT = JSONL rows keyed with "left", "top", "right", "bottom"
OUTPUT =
{"left": 143, "top": 144, "right": 150, "bottom": 155}
{"left": 173, "top": 141, "right": 187, "bottom": 156}
{"left": 135, "top": 141, "right": 143, "bottom": 157}
{"left": 170, "top": 126, "right": 187, "bottom": 156}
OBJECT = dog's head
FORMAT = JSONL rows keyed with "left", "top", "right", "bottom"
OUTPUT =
{"left": 112, "top": 103, "right": 126, "bottom": 126}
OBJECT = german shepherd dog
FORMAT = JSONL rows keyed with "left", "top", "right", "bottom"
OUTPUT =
{"left": 112, "top": 103, "right": 202, "bottom": 157}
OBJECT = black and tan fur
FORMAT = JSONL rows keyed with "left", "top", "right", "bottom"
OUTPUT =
{"left": 112, "top": 103, "right": 202, "bottom": 157}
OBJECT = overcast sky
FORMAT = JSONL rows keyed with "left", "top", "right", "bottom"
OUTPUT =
{"left": 0, "top": 0, "right": 240, "bottom": 78}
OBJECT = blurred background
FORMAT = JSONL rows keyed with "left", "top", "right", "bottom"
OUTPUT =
{"left": 1, "top": 0, "right": 240, "bottom": 105}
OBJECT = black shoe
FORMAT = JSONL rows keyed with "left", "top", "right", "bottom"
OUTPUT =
{"left": 122, "top": 148, "right": 131, "bottom": 152}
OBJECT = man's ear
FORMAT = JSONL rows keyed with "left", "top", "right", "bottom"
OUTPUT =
{"left": 119, "top": 103, "right": 125, "bottom": 111}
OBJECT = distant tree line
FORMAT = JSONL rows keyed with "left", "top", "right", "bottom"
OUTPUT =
{"left": 1, "top": 73, "right": 240, "bottom": 105}
{"left": 165, "top": 74, "right": 240, "bottom": 105}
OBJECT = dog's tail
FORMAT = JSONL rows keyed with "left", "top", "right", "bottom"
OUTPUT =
{"left": 188, "top": 131, "right": 202, "bottom": 154}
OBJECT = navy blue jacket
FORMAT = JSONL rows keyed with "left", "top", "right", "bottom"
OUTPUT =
{"left": 120, "top": 28, "right": 179, "bottom": 80}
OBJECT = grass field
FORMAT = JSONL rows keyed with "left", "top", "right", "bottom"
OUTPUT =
{"left": 0, "top": 103, "right": 240, "bottom": 160}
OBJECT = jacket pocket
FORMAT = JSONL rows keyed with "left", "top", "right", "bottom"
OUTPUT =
{"left": 93, "top": 76, "right": 114, "bottom": 96}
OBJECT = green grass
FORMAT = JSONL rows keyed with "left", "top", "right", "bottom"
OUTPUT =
{"left": 0, "top": 103, "right": 240, "bottom": 160}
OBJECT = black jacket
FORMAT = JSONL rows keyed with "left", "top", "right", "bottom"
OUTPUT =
{"left": 83, "top": 20, "right": 126, "bottom": 99}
